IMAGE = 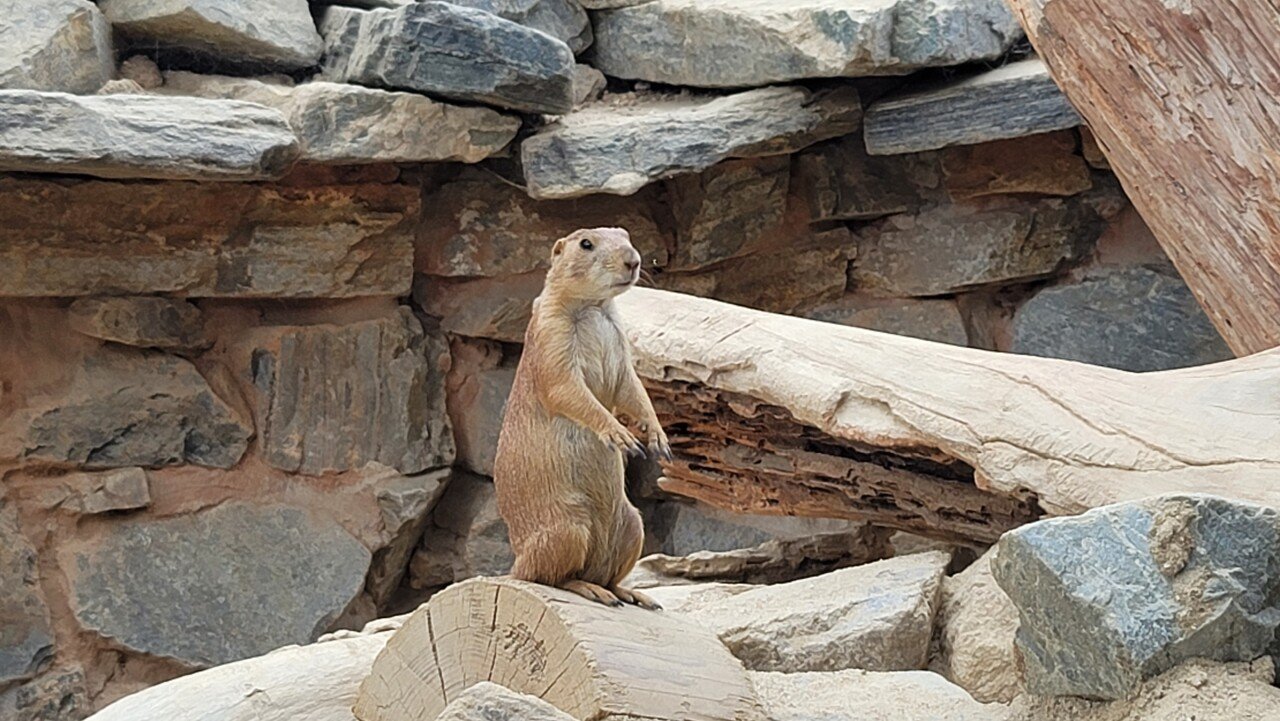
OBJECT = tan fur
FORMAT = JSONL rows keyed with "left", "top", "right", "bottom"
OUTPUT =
{"left": 493, "top": 227, "right": 670, "bottom": 609}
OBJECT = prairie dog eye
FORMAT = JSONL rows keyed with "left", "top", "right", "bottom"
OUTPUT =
{"left": 579, "top": 238, "right": 594, "bottom": 251}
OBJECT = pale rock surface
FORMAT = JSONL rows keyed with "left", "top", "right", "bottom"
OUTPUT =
{"left": 641, "top": 582, "right": 756, "bottom": 615}
{"left": 49, "top": 468, "right": 152, "bottom": 515}
{"left": 520, "top": 86, "right": 861, "bottom": 198}
{"left": 436, "top": 682, "right": 576, "bottom": 721}
{"left": 159, "top": 72, "right": 518, "bottom": 164}
{"left": 930, "top": 549, "right": 1022, "bottom": 703}
{"left": 0, "top": 0, "right": 113, "bottom": 94}
{"left": 0, "top": 91, "right": 300, "bottom": 181}
{"left": 750, "top": 668, "right": 1009, "bottom": 721}
{"left": 100, "top": 0, "right": 323, "bottom": 71}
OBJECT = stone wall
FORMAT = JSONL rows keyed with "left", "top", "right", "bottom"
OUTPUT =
{"left": 0, "top": 0, "right": 1232, "bottom": 718}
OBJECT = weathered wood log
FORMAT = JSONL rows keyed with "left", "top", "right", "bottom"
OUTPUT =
{"left": 615, "top": 289, "right": 1280, "bottom": 543}
{"left": 353, "top": 576, "right": 764, "bottom": 721}
{"left": 1003, "top": 0, "right": 1280, "bottom": 356}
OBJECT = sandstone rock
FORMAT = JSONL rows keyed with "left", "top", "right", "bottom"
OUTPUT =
{"left": 641, "top": 582, "right": 756, "bottom": 615}
{"left": 571, "top": 64, "right": 606, "bottom": 108}
{"left": 1080, "top": 126, "right": 1110, "bottom": 169}
{"left": 85, "top": 632, "right": 390, "bottom": 721}
{"left": 992, "top": 494, "right": 1280, "bottom": 700}
{"left": 0, "top": 91, "right": 300, "bottom": 181}
{"left": 852, "top": 197, "right": 1105, "bottom": 296}
{"left": 413, "top": 271, "right": 544, "bottom": 343}
{"left": 673, "top": 551, "right": 949, "bottom": 672}
{"left": 68, "top": 297, "right": 207, "bottom": 351}
{"left": 445, "top": 0, "right": 592, "bottom": 54}
{"left": 805, "top": 297, "right": 969, "bottom": 346}
{"left": 1011, "top": 266, "right": 1232, "bottom": 372}
{"left": 521, "top": 85, "right": 862, "bottom": 199}
{"left": 591, "top": 0, "right": 1022, "bottom": 87}
{"left": 320, "top": 2, "right": 575, "bottom": 114}
{"left": 410, "top": 473, "right": 512, "bottom": 589}
{"left": 445, "top": 339, "right": 515, "bottom": 477}
{"left": 631, "top": 530, "right": 893, "bottom": 587}
{"left": 416, "top": 171, "right": 669, "bottom": 277}
{"left": 865, "top": 58, "right": 1081, "bottom": 155}
{"left": 0, "top": 0, "right": 113, "bottom": 94}
{"left": 159, "top": 73, "right": 519, "bottom": 165}
{"left": 0, "top": 503, "right": 54, "bottom": 685}
{"left": 100, "top": 0, "right": 323, "bottom": 71}
{"left": 931, "top": 549, "right": 1021, "bottom": 704}
{"left": 251, "top": 308, "right": 454, "bottom": 476}
{"left": 52, "top": 468, "right": 152, "bottom": 515}
{"left": 0, "top": 348, "right": 251, "bottom": 469}
{"left": 95, "top": 79, "right": 144, "bottom": 95}
{"left": 0, "top": 666, "right": 88, "bottom": 721}
{"left": 436, "top": 682, "right": 575, "bottom": 721}
{"left": 751, "top": 669, "right": 1007, "bottom": 721}
{"left": 0, "top": 177, "right": 417, "bottom": 298}
{"left": 668, "top": 156, "right": 790, "bottom": 271}
{"left": 794, "top": 134, "right": 940, "bottom": 221}
{"left": 941, "top": 131, "right": 1092, "bottom": 200}
{"left": 119, "top": 55, "right": 162, "bottom": 90}
{"left": 63, "top": 502, "right": 371, "bottom": 667}
{"left": 365, "top": 464, "right": 452, "bottom": 605}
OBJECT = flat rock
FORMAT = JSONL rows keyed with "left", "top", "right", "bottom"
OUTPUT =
{"left": 852, "top": 196, "right": 1105, "bottom": 296}
{"left": 930, "top": 548, "right": 1021, "bottom": 704}
{"left": 992, "top": 494, "right": 1280, "bottom": 700}
{"left": 865, "top": 57, "right": 1082, "bottom": 155}
{"left": 445, "top": 0, "right": 591, "bottom": 53}
{"left": 68, "top": 296, "right": 207, "bottom": 351}
{"left": 591, "top": 0, "right": 1022, "bottom": 87}
{"left": 365, "top": 465, "right": 451, "bottom": 604}
{"left": 251, "top": 308, "right": 454, "bottom": 475}
{"left": 445, "top": 338, "right": 515, "bottom": 477}
{"left": 669, "top": 156, "right": 791, "bottom": 271}
{"left": 413, "top": 271, "right": 544, "bottom": 343}
{"left": 0, "top": 0, "right": 113, "bottom": 93}
{"left": 794, "top": 134, "right": 940, "bottom": 221}
{"left": 0, "top": 91, "right": 300, "bottom": 181}
{"left": 436, "top": 682, "right": 575, "bottom": 721}
{"left": 642, "top": 582, "right": 756, "bottom": 615}
{"left": 410, "top": 473, "right": 512, "bottom": 589}
{"left": 0, "top": 177, "right": 418, "bottom": 298}
{"left": 52, "top": 468, "right": 152, "bottom": 515}
{"left": 0, "top": 347, "right": 251, "bottom": 469}
{"left": 520, "top": 85, "right": 862, "bottom": 199}
{"left": 805, "top": 297, "right": 969, "bottom": 346}
{"left": 1011, "top": 266, "right": 1232, "bottom": 372}
{"left": 941, "top": 131, "right": 1092, "bottom": 199}
{"left": 751, "top": 669, "right": 1008, "bottom": 721}
{"left": 672, "top": 551, "right": 949, "bottom": 672}
{"left": 100, "top": 0, "right": 323, "bottom": 71}
{"left": 86, "top": 629, "right": 391, "bottom": 721}
{"left": 0, "top": 503, "right": 54, "bottom": 685}
{"left": 160, "top": 72, "right": 518, "bottom": 165}
{"left": 320, "top": 2, "right": 575, "bottom": 114}
{"left": 63, "top": 502, "right": 371, "bottom": 667}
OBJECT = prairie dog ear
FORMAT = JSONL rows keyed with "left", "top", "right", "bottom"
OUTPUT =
{"left": 552, "top": 237, "right": 566, "bottom": 256}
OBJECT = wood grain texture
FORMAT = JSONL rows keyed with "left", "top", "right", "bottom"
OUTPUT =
{"left": 615, "top": 289, "right": 1280, "bottom": 529}
{"left": 354, "top": 576, "right": 764, "bottom": 721}
{"left": 1004, "top": 0, "right": 1280, "bottom": 355}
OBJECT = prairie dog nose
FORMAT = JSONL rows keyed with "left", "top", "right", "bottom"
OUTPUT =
{"left": 624, "top": 258, "right": 639, "bottom": 273}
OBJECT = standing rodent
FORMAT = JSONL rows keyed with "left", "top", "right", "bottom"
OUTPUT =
{"left": 493, "top": 227, "right": 669, "bottom": 609}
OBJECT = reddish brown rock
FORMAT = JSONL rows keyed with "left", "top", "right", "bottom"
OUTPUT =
{"left": 445, "top": 338, "right": 516, "bottom": 477}
{"left": 805, "top": 297, "right": 969, "bottom": 346}
{"left": 668, "top": 156, "right": 790, "bottom": 270}
{"left": 794, "top": 135, "right": 940, "bottom": 221}
{"left": 940, "top": 131, "right": 1092, "bottom": 200}
{"left": 413, "top": 272, "right": 544, "bottom": 343}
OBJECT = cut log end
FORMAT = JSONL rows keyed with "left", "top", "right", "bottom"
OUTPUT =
{"left": 354, "top": 576, "right": 765, "bottom": 721}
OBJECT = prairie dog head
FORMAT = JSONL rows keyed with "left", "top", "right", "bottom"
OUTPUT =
{"left": 547, "top": 227, "right": 641, "bottom": 301}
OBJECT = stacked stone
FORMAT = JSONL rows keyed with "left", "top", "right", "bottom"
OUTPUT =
{"left": 0, "top": 0, "right": 1239, "bottom": 718}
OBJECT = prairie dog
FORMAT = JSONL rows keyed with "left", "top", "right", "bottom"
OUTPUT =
{"left": 493, "top": 227, "right": 669, "bottom": 609}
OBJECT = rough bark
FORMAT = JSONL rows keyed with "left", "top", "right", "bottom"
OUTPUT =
{"left": 615, "top": 289, "right": 1280, "bottom": 542}
{"left": 1003, "top": 0, "right": 1280, "bottom": 356}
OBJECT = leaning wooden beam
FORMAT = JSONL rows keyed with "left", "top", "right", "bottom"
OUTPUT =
{"left": 354, "top": 576, "right": 764, "bottom": 721}
{"left": 1003, "top": 0, "right": 1280, "bottom": 356}
{"left": 615, "top": 289, "right": 1280, "bottom": 543}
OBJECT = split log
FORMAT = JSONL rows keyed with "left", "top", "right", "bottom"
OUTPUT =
{"left": 353, "top": 576, "right": 764, "bottom": 721}
{"left": 615, "top": 289, "right": 1280, "bottom": 544}
{"left": 1003, "top": 0, "right": 1280, "bottom": 356}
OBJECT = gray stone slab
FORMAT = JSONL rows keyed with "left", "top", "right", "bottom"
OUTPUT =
{"left": 0, "top": 503, "right": 54, "bottom": 685}
{"left": 0, "top": 0, "right": 113, "bottom": 93}
{"left": 446, "top": 0, "right": 591, "bottom": 53}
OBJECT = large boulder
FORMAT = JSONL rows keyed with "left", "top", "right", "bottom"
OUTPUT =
{"left": 1011, "top": 266, "right": 1232, "bottom": 372}
{"left": 320, "top": 2, "right": 575, "bottom": 114}
{"left": 61, "top": 502, "right": 372, "bottom": 667}
{"left": 520, "top": 86, "right": 862, "bottom": 199}
{"left": 68, "top": 296, "right": 207, "bottom": 352}
{"left": 0, "top": 91, "right": 300, "bottom": 181}
{"left": 100, "top": 0, "right": 323, "bottom": 71}
{"left": 0, "top": 0, "right": 113, "bottom": 93}
{"left": 671, "top": 551, "right": 949, "bottom": 672}
{"left": 0, "top": 503, "right": 54, "bottom": 686}
{"left": 0, "top": 347, "right": 252, "bottom": 470}
{"left": 445, "top": 0, "right": 591, "bottom": 54}
{"left": 590, "top": 0, "right": 1022, "bottom": 87}
{"left": 436, "top": 683, "right": 575, "bottom": 721}
{"left": 931, "top": 549, "right": 1022, "bottom": 704}
{"left": 159, "top": 73, "right": 519, "bottom": 165}
{"left": 86, "top": 631, "right": 391, "bottom": 721}
{"left": 992, "top": 494, "right": 1280, "bottom": 700}
{"left": 750, "top": 669, "right": 1008, "bottom": 721}
{"left": 249, "top": 308, "right": 454, "bottom": 475}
